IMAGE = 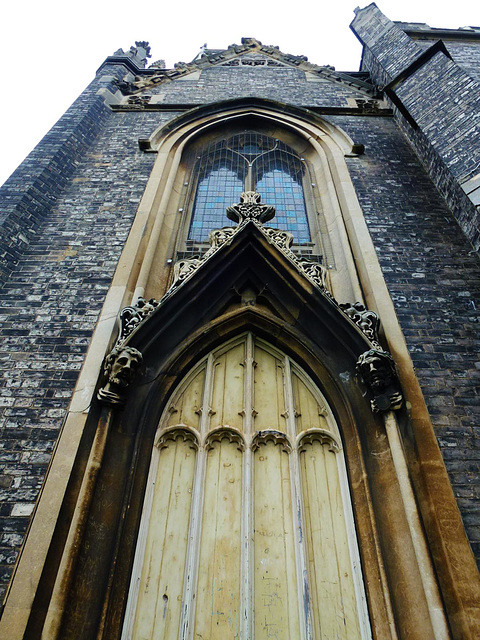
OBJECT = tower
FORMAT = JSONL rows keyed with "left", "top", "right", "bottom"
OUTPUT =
{"left": 0, "top": 5, "right": 479, "bottom": 639}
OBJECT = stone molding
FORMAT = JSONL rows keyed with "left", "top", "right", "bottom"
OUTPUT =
{"left": 108, "top": 193, "right": 400, "bottom": 414}
{"left": 118, "top": 38, "right": 377, "bottom": 98}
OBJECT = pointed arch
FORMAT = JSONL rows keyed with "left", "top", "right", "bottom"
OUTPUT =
{"left": 122, "top": 332, "right": 372, "bottom": 640}
{"left": 6, "top": 96, "right": 477, "bottom": 640}
{"left": 127, "top": 98, "right": 366, "bottom": 305}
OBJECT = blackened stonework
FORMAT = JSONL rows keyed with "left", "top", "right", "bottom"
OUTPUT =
{"left": 0, "top": 104, "right": 178, "bottom": 597}
{"left": 394, "top": 52, "right": 480, "bottom": 184}
{"left": 330, "top": 114, "right": 480, "bottom": 564}
{"left": 393, "top": 107, "right": 480, "bottom": 250}
{"left": 352, "top": 5, "right": 422, "bottom": 82}
{"left": 0, "top": 64, "right": 129, "bottom": 286}
{"left": 352, "top": 6, "right": 480, "bottom": 248}
{"left": 148, "top": 66, "right": 362, "bottom": 107}
{"left": 405, "top": 37, "right": 480, "bottom": 82}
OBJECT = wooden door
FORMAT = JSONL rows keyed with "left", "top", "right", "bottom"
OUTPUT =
{"left": 122, "top": 334, "right": 371, "bottom": 640}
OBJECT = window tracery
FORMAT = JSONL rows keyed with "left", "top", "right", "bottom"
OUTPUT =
{"left": 188, "top": 131, "right": 311, "bottom": 243}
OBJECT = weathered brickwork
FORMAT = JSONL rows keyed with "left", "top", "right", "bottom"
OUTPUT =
{"left": 0, "top": 65, "right": 130, "bottom": 286}
{"left": 351, "top": 6, "right": 422, "bottom": 80}
{"left": 394, "top": 109, "right": 480, "bottom": 250}
{"left": 440, "top": 39, "right": 480, "bottom": 81}
{"left": 0, "top": 103, "right": 178, "bottom": 596}
{"left": 395, "top": 52, "right": 480, "bottom": 184}
{"left": 400, "top": 33, "right": 480, "bottom": 82}
{"left": 330, "top": 114, "right": 480, "bottom": 563}
{"left": 149, "top": 66, "right": 366, "bottom": 106}
{"left": 352, "top": 5, "right": 480, "bottom": 249}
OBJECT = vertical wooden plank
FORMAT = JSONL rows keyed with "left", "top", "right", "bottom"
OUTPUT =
{"left": 292, "top": 372, "right": 328, "bottom": 434}
{"left": 195, "top": 439, "right": 243, "bottom": 639}
{"left": 241, "top": 333, "right": 255, "bottom": 640}
{"left": 210, "top": 342, "right": 245, "bottom": 430}
{"left": 254, "top": 442, "right": 300, "bottom": 640}
{"left": 301, "top": 440, "right": 365, "bottom": 640}
{"left": 254, "top": 346, "right": 286, "bottom": 432}
{"left": 166, "top": 367, "right": 205, "bottom": 430}
{"left": 301, "top": 441, "right": 344, "bottom": 639}
{"left": 325, "top": 447, "right": 363, "bottom": 639}
{"left": 131, "top": 437, "right": 196, "bottom": 639}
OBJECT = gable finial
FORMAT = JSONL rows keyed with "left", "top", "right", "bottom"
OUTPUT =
{"left": 226, "top": 191, "right": 275, "bottom": 225}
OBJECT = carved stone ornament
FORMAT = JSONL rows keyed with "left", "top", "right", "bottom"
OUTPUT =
{"left": 226, "top": 191, "right": 276, "bottom": 224}
{"left": 356, "top": 349, "right": 403, "bottom": 413}
{"left": 166, "top": 193, "right": 330, "bottom": 296}
{"left": 339, "top": 302, "right": 381, "bottom": 349}
{"left": 123, "top": 40, "right": 378, "bottom": 99}
{"left": 118, "top": 297, "right": 160, "bottom": 344}
{"left": 97, "top": 345, "right": 143, "bottom": 407}
{"left": 108, "top": 194, "right": 388, "bottom": 373}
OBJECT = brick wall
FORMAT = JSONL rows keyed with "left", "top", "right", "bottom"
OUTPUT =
{"left": 0, "top": 33, "right": 479, "bottom": 602}
{"left": 0, "top": 97, "right": 177, "bottom": 596}
{"left": 330, "top": 114, "right": 480, "bottom": 564}
{"left": 352, "top": 4, "right": 480, "bottom": 249}
{"left": 149, "top": 66, "right": 359, "bottom": 106}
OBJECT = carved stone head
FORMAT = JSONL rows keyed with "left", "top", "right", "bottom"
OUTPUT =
{"left": 357, "top": 349, "right": 394, "bottom": 391}
{"left": 357, "top": 349, "right": 402, "bottom": 412}
{"left": 98, "top": 345, "right": 143, "bottom": 406}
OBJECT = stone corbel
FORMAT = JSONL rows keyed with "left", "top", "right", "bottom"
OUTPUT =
{"left": 356, "top": 348, "right": 403, "bottom": 412}
{"left": 97, "top": 345, "right": 143, "bottom": 407}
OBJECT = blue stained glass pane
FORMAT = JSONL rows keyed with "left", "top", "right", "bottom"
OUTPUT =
{"left": 188, "top": 132, "right": 311, "bottom": 243}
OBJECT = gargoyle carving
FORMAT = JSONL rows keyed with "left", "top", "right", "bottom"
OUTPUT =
{"left": 97, "top": 345, "right": 143, "bottom": 407}
{"left": 356, "top": 349, "right": 403, "bottom": 412}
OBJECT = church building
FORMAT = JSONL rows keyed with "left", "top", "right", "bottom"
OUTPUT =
{"left": 0, "top": 3, "right": 479, "bottom": 638}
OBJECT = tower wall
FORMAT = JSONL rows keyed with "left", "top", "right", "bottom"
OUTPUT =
{"left": 351, "top": 3, "right": 480, "bottom": 248}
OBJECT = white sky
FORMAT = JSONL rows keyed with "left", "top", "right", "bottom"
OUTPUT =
{"left": 0, "top": 0, "right": 478, "bottom": 187}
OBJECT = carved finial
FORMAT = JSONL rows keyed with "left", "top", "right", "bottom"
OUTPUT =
{"left": 134, "top": 41, "right": 151, "bottom": 58}
{"left": 226, "top": 191, "right": 275, "bottom": 225}
{"left": 356, "top": 349, "right": 403, "bottom": 412}
{"left": 98, "top": 345, "right": 143, "bottom": 407}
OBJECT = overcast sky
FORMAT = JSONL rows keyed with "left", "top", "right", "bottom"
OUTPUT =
{"left": 0, "top": 0, "right": 477, "bottom": 187}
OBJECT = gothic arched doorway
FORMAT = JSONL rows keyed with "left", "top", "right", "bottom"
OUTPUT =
{"left": 122, "top": 333, "right": 371, "bottom": 640}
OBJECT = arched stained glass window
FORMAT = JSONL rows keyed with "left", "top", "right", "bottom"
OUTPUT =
{"left": 188, "top": 132, "right": 311, "bottom": 242}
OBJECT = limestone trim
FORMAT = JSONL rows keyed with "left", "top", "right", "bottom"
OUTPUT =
{"left": 329, "top": 116, "right": 480, "bottom": 636}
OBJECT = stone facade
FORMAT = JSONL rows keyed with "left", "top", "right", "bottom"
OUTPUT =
{"left": 0, "top": 9, "right": 479, "bottom": 638}
{"left": 351, "top": 4, "right": 480, "bottom": 248}
{"left": 332, "top": 114, "right": 480, "bottom": 561}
